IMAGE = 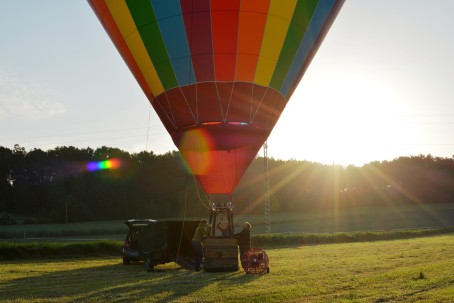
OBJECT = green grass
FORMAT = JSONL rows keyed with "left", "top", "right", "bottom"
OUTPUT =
{"left": 2, "top": 227, "right": 453, "bottom": 261}
{"left": 238, "top": 203, "right": 454, "bottom": 234}
{"left": 0, "top": 220, "right": 127, "bottom": 239}
{"left": 2, "top": 203, "right": 454, "bottom": 241}
{"left": 252, "top": 227, "right": 454, "bottom": 247}
{"left": 0, "top": 241, "right": 121, "bottom": 261}
{"left": 1, "top": 234, "right": 453, "bottom": 302}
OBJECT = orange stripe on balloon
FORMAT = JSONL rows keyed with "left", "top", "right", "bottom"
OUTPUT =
{"left": 88, "top": 0, "right": 154, "bottom": 100}
{"left": 235, "top": 0, "right": 270, "bottom": 82}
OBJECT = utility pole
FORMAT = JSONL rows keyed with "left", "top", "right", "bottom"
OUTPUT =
{"left": 263, "top": 141, "right": 271, "bottom": 233}
{"left": 65, "top": 200, "right": 68, "bottom": 224}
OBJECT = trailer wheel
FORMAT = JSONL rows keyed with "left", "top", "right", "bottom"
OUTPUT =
{"left": 144, "top": 253, "right": 154, "bottom": 272}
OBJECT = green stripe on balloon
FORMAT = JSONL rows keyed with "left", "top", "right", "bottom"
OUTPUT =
{"left": 126, "top": 0, "right": 178, "bottom": 90}
{"left": 270, "top": 0, "right": 318, "bottom": 90}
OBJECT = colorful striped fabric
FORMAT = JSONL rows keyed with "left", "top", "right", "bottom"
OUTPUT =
{"left": 89, "top": 0, "right": 344, "bottom": 194}
{"left": 90, "top": 0, "right": 343, "bottom": 99}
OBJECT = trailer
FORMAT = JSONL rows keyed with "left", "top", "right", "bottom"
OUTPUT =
{"left": 123, "top": 219, "right": 200, "bottom": 271}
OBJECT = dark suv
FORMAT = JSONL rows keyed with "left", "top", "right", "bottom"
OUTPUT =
{"left": 122, "top": 219, "right": 199, "bottom": 271}
{"left": 122, "top": 219, "right": 156, "bottom": 264}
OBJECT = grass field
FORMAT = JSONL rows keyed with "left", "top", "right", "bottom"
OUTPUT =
{"left": 1, "top": 234, "right": 453, "bottom": 302}
{"left": 2, "top": 203, "right": 454, "bottom": 241}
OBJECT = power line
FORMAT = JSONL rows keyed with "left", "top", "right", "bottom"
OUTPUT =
{"left": 10, "top": 125, "right": 164, "bottom": 141}
{"left": 10, "top": 132, "right": 169, "bottom": 149}
{"left": 146, "top": 106, "right": 152, "bottom": 151}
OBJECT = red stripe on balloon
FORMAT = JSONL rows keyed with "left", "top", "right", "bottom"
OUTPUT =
{"left": 180, "top": 0, "right": 215, "bottom": 82}
{"left": 211, "top": 0, "right": 240, "bottom": 81}
{"left": 88, "top": 0, "right": 154, "bottom": 100}
{"left": 195, "top": 82, "right": 224, "bottom": 122}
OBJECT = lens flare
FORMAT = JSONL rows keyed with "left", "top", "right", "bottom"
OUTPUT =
{"left": 179, "top": 128, "right": 214, "bottom": 152}
{"left": 179, "top": 128, "right": 215, "bottom": 175}
{"left": 86, "top": 159, "right": 121, "bottom": 171}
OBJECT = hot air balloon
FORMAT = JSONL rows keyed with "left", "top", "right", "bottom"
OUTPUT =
{"left": 89, "top": 0, "right": 344, "bottom": 197}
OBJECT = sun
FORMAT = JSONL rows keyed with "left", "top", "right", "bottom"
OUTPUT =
{"left": 268, "top": 69, "right": 409, "bottom": 166}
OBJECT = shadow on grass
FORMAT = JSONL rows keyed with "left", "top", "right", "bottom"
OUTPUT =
{"left": 0, "top": 259, "right": 264, "bottom": 302}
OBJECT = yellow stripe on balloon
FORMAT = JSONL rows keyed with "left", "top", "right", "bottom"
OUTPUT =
{"left": 106, "top": 1, "right": 164, "bottom": 96}
{"left": 254, "top": 0, "right": 297, "bottom": 87}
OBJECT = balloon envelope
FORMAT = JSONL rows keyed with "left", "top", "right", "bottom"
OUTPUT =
{"left": 89, "top": 0, "right": 344, "bottom": 194}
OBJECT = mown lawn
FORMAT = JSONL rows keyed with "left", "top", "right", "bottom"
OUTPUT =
{"left": 2, "top": 203, "right": 454, "bottom": 240}
{"left": 1, "top": 234, "right": 453, "bottom": 302}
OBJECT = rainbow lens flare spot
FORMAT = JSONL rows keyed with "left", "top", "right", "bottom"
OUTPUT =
{"left": 86, "top": 159, "right": 121, "bottom": 171}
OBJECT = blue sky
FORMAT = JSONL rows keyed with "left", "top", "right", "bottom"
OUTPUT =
{"left": 1, "top": 1, "right": 453, "bottom": 166}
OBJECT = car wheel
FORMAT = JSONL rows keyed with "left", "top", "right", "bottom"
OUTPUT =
{"left": 123, "top": 257, "right": 131, "bottom": 265}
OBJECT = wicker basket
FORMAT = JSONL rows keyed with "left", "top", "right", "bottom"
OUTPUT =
{"left": 202, "top": 236, "right": 239, "bottom": 272}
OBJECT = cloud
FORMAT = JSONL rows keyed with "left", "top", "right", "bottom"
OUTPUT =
{"left": 0, "top": 70, "right": 66, "bottom": 120}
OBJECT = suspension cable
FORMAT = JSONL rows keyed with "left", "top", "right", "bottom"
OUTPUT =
{"left": 193, "top": 174, "right": 210, "bottom": 210}
{"left": 175, "top": 184, "right": 189, "bottom": 269}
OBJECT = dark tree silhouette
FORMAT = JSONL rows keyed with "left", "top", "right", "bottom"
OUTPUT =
{"left": 1, "top": 145, "right": 453, "bottom": 223}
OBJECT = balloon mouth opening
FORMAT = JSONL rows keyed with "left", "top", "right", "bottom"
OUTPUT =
{"left": 178, "top": 121, "right": 253, "bottom": 129}
{"left": 174, "top": 122, "right": 267, "bottom": 152}
{"left": 173, "top": 122, "right": 267, "bottom": 178}
{"left": 173, "top": 122, "right": 266, "bottom": 193}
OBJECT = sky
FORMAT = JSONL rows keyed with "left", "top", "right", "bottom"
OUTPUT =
{"left": 1, "top": 1, "right": 453, "bottom": 167}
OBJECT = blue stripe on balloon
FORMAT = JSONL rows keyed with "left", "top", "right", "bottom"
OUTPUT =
{"left": 151, "top": 0, "right": 195, "bottom": 86}
{"left": 280, "top": 0, "right": 335, "bottom": 96}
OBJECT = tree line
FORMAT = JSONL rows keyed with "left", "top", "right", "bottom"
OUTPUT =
{"left": 1, "top": 144, "right": 453, "bottom": 223}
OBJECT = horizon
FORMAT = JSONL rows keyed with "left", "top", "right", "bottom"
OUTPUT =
{"left": 2, "top": 143, "right": 450, "bottom": 169}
